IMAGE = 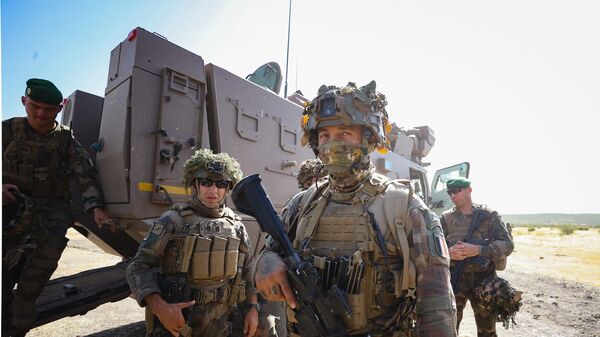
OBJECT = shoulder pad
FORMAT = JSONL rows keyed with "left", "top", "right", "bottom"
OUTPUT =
{"left": 57, "top": 123, "right": 71, "bottom": 132}
{"left": 299, "top": 179, "right": 328, "bottom": 211}
{"left": 473, "top": 204, "right": 496, "bottom": 216}
{"left": 369, "top": 172, "right": 391, "bottom": 185}
{"left": 441, "top": 206, "right": 456, "bottom": 216}
{"left": 222, "top": 207, "right": 242, "bottom": 221}
{"left": 171, "top": 202, "right": 194, "bottom": 216}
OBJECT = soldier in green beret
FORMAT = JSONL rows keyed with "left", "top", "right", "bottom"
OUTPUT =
{"left": 2, "top": 78, "right": 115, "bottom": 327}
{"left": 126, "top": 149, "right": 259, "bottom": 337}
{"left": 440, "top": 177, "right": 517, "bottom": 337}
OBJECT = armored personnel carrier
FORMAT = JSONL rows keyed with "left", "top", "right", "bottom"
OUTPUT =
{"left": 3, "top": 27, "right": 468, "bottom": 336}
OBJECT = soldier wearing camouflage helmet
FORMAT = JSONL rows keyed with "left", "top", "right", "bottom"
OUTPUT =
{"left": 2, "top": 78, "right": 114, "bottom": 328}
{"left": 126, "top": 149, "right": 259, "bottom": 337}
{"left": 254, "top": 81, "right": 457, "bottom": 336}
{"left": 441, "top": 177, "right": 516, "bottom": 337}
{"left": 296, "top": 158, "right": 326, "bottom": 190}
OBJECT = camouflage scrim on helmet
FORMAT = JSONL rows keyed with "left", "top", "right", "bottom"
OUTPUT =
{"left": 300, "top": 81, "right": 392, "bottom": 154}
{"left": 183, "top": 149, "right": 243, "bottom": 187}
{"left": 296, "top": 158, "right": 326, "bottom": 189}
{"left": 473, "top": 274, "right": 523, "bottom": 329}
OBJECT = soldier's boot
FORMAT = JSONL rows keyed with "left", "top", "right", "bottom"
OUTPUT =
{"left": 10, "top": 235, "right": 68, "bottom": 327}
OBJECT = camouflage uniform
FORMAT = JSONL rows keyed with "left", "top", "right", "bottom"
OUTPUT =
{"left": 441, "top": 204, "right": 514, "bottom": 337}
{"left": 126, "top": 149, "right": 255, "bottom": 337}
{"left": 2, "top": 117, "right": 105, "bottom": 324}
{"left": 265, "top": 81, "right": 457, "bottom": 337}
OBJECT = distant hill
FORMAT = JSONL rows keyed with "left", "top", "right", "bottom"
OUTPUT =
{"left": 503, "top": 213, "right": 600, "bottom": 226}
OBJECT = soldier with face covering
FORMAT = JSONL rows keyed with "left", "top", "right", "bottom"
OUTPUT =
{"left": 126, "top": 149, "right": 258, "bottom": 337}
{"left": 254, "top": 81, "right": 457, "bottom": 337}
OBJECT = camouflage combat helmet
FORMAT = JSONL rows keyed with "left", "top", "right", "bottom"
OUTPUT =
{"left": 297, "top": 158, "right": 326, "bottom": 189}
{"left": 183, "top": 149, "right": 243, "bottom": 188}
{"left": 473, "top": 275, "right": 523, "bottom": 329}
{"left": 301, "top": 80, "right": 392, "bottom": 154}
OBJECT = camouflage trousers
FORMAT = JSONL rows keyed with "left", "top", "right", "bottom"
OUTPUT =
{"left": 2, "top": 199, "right": 70, "bottom": 318}
{"left": 454, "top": 270, "right": 497, "bottom": 337}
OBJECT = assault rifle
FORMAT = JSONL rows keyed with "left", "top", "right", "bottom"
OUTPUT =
{"left": 450, "top": 209, "right": 488, "bottom": 293}
{"left": 232, "top": 174, "right": 351, "bottom": 337}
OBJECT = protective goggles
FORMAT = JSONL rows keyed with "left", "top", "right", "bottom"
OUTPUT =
{"left": 446, "top": 188, "right": 464, "bottom": 196}
{"left": 196, "top": 178, "right": 230, "bottom": 189}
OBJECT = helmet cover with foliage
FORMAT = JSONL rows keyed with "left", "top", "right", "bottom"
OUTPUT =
{"left": 183, "top": 149, "right": 243, "bottom": 188}
{"left": 300, "top": 80, "right": 392, "bottom": 154}
{"left": 297, "top": 158, "right": 326, "bottom": 189}
{"left": 473, "top": 274, "right": 523, "bottom": 329}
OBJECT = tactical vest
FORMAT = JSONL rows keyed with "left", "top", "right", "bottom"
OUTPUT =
{"left": 443, "top": 205, "right": 507, "bottom": 271}
{"left": 3, "top": 118, "right": 72, "bottom": 199}
{"left": 293, "top": 173, "right": 417, "bottom": 334}
{"left": 160, "top": 205, "right": 247, "bottom": 305}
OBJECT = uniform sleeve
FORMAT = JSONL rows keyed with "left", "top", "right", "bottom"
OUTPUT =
{"left": 408, "top": 199, "right": 457, "bottom": 337}
{"left": 2, "top": 119, "right": 13, "bottom": 152}
{"left": 126, "top": 211, "right": 177, "bottom": 306}
{"left": 440, "top": 213, "right": 451, "bottom": 246}
{"left": 68, "top": 136, "right": 105, "bottom": 211}
{"left": 238, "top": 221, "right": 257, "bottom": 296}
{"left": 479, "top": 212, "right": 514, "bottom": 260}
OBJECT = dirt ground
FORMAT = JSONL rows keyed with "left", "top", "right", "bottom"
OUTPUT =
{"left": 23, "top": 227, "right": 600, "bottom": 337}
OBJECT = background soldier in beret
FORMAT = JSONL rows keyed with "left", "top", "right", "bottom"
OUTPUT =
{"left": 126, "top": 149, "right": 258, "bottom": 337}
{"left": 440, "top": 177, "right": 515, "bottom": 337}
{"left": 2, "top": 78, "right": 114, "bottom": 327}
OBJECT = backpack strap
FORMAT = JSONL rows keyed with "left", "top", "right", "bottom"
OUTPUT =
{"left": 383, "top": 179, "right": 416, "bottom": 298}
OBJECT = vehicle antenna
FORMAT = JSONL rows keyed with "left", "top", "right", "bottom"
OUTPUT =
{"left": 284, "top": 0, "right": 292, "bottom": 98}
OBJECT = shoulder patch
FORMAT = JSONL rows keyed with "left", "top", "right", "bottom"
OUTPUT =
{"left": 423, "top": 211, "right": 449, "bottom": 259}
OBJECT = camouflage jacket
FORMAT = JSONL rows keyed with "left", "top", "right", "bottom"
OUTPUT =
{"left": 271, "top": 173, "right": 457, "bottom": 336}
{"left": 126, "top": 200, "right": 255, "bottom": 307}
{"left": 2, "top": 117, "right": 104, "bottom": 211}
{"left": 440, "top": 203, "right": 514, "bottom": 271}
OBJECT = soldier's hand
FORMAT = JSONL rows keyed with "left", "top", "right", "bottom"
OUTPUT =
{"left": 255, "top": 251, "right": 297, "bottom": 308}
{"left": 92, "top": 207, "right": 118, "bottom": 232}
{"left": 243, "top": 305, "right": 259, "bottom": 337}
{"left": 2, "top": 184, "right": 20, "bottom": 205}
{"left": 459, "top": 242, "right": 481, "bottom": 257}
{"left": 449, "top": 243, "right": 467, "bottom": 261}
{"left": 146, "top": 293, "right": 195, "bottom": 337}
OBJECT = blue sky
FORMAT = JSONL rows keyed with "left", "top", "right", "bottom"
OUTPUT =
{"left": 2, "top": 0, "right": 600, "bottom": 213}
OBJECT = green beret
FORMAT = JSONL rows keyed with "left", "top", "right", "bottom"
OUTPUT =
{"left": 446, "top": 177, "right": 471, "bottom": 188}
{"left": 25, "top": 78, "right": 63, "bottom": 105}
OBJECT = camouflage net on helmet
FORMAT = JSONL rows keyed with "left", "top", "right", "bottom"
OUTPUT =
{"left": 473, "top": 274, "right": 523, "bottom": 329}
{"left": 183, "top": 149, "right": 243, "bottom": 187}
{"left": 296, "top": 158, "right": 326, "bottom": 188}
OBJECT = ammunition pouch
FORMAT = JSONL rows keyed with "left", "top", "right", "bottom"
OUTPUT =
{"left": 162, "top": 234, "right": 242, "bottom": 281}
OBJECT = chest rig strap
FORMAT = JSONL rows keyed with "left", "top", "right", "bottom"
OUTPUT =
{"left": 294, "top": 185, "right": 330, "bottom": 249}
